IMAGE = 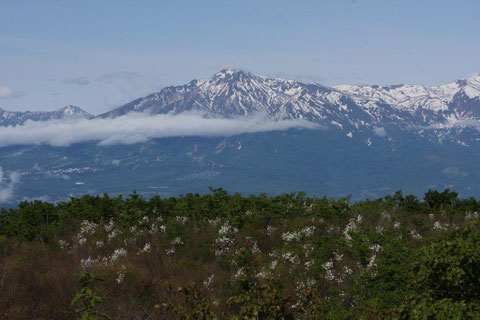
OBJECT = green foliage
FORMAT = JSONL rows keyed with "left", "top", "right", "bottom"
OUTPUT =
{"left": 163, "top": 283, "right": 218, "bottom": 320}
{"left": 398, "top": 220, "right": 480, "bottom": 318}
{"left": 1, "top": 188, "right": 480, "bottom": 319}
{"left": 70, "top": 273, "right": 111, "bottom": 320}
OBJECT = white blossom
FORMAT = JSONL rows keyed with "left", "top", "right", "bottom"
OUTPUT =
{"left": 270, "top": 260, "right": 278, "bottom": 270}
{"left": 104, "top": 220, "right": 115, "bottom": 232}
{"left": 171, "top": 237, "right": 183, "bottom": 245}
{"left": 110, "top": 248, "right": 127, "bottom": 262}
{"left": 175, "top": 216, "right": 188, "bottom": 224}
{"left": 138, "top": 243, "right": 151, "bottom": 254}
{"left": 282, "top": 252, "right": 299, "bottom": 264}
{"left": 203, "top": 274, "right": 215, "bottom": 288}
{"left": 116, "top": 265, "right": 126, "bottom": 284}
{"left": 251, "top": 241, "right": 261, "bottom": 253}
{"left": 80, "top": 256, "right": 99, "bottom": 269}
{"left": 58, "top": 240, "right": 69, "bottom": 250}
{"left": 304, "top": 260, "right": 314, "bottom": 269}
{"left": 410, "top": 229, "right": 423, "bottom": 239}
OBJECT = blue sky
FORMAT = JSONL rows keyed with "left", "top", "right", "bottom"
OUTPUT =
{"left": 1, "top": 0, "right": 479, "bottom": 114}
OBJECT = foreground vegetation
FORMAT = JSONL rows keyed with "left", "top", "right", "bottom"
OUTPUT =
{"left": 1, "top": 188, "right": 480, "bottom": 319}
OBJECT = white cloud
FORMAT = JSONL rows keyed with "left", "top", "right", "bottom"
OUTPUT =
{"left": 0, "top": 85, "right": 24, "bottom": 99}
{"left": 0, "top": 112, "right": 319, "bottom": 148}
{"left": 0, "top": 167, "right": 20, "bottom": 203}
{"left": 373, "top": 127, "right": 387, "bottom": 137}
{"left": 0, "top": 86, "right": 13, "bottom": 98}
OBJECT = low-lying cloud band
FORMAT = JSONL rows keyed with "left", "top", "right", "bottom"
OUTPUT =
{"left": 0, "top": 167, "right": 20, "bottom": 203}
{"left": 0, "top": 112, "right": 320, "bottom": 148}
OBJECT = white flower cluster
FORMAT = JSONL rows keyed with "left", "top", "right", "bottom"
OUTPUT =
{"left": 171, "top": 237, "right": 183, "bottom": 245}
{"left": 104, "top": 220, "right": 115, "bottom": 232}
{"left": 322, "top": 260, "right": 335, "bottom": 281}
{"left": 213, "top": 221, "right": 238, "bottom": 256}
{"left": 218, "top": 221, "right": 238, "bottom": 235}
{"left": 296, "top": 278, "right": 317, "bottom": 293}
{"left": 466, "top": 212, "right": 479, "bottom": 220}
{"left": 343, "top": 265, "right": 353, "bottom": 276}
{"left": 410, "top": 229, "right": 423, "bottom": 239}
{"left": 76, "top": 220, "right": 99, "bottom": 246}
{"left": 110, "top": 248, "right": 127, "bottom": 262}
{"left": 281, "top": 225, "right": 316, "bottom": 242}
{"left": 208, "top": 218, "right": 222, "bottom": 227}
{"left": 304, "top": 260, "right": 314, "bottom": 270}
{"left": 175, "top": 216, "right": 188, "bottom": 224}
{"left": 81, "top": 220, "right": 98, "bottom": 235}
{"left": 80, "top": 247, "right": 129, "bottom": 269}
{"left": 303, "top": 243, "right": 314, "bottom": 257}
{"left": 166, "top": 237, "right": 184, "bottom": 255}
{"left": 380, "top": 211, "right": 391, "bottom": 221}
{"left": 266, "top": 225, "right": 276, "bottom": 236}
{"left": 343, "top": 218, "right": 358, "bottom": 242}
{"left": 104, "top": 219, "right": 122, "bottom": 241}
{"left": 203, "top": 274, "right": 215, "bottom": 288}
{"left": 124, "top": 237, "right": 136, "bottom": 246}
{"left": 214, "top": 236, "right": 235, "bottom": 256}
{"left": 333, "top": 251, "right": 343, "bottom": 262}
{"left": 147, "top": 223, "right": 167, "bottom": 235}
{"left": 270, "top": 260, "right": 278, "bottom": 270}
{"left": 116, "top": 265, "right": 126, "bottom": 284}
{"left": 233, "top": 267, "right": 245, "bottom": 279}
{"left": 367, "top": 244, "right": 382, "bottom": 271}
{"left": 58, "top": 240, "right": 69, "bottom": 250}
{"left": 107, "top": 228, "right": 122, "bottom": 241}
{"left": 138, "top": 242, "right": 151, "bottom": 254}
{"left": 433, "top": 221, "right": 445, "bottom": 230}
{"left": 80, "top": 256, "right": 99, "bottom": 269}
{"left": 282, "top": 251, "right": 299, "bottom": 264}
{"left": 251, "top": 241, "right": 261, "bottom": 254}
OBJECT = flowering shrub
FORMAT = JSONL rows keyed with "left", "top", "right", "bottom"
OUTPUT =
{"left": 0, "top": 189, "right": 479, "bottom": 319}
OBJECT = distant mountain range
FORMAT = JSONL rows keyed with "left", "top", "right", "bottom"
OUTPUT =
{"left": 1, "top": 70, "right": 479, "bottom": 203}
{"left": 0, "top": 105, "right": 93, "bottom": 126}
{"left": 4, "top": 69, "right": 480, "bottom": 145}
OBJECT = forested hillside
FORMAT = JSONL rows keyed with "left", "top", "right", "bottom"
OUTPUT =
{"left": 1, "top": 188, "right": 480, "bottom": 319}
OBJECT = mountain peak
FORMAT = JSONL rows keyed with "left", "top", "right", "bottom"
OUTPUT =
{"left": 56, "top": 105, "right": 94, "bottom": 118}
{"left": 213, "top": 69, "right": 253, "bottom": 80}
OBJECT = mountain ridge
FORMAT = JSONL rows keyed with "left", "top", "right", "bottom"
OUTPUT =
{"left": 0, "top": 105, "right": 93, "bottom": 126}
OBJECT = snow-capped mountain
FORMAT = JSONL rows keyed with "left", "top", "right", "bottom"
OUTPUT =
{"left": 3, "top": 70, "right": 480, "bottom": 145}
{"left": 99, "top": 70, "right": 480, "bottom": 143}
{"left": 0, "top": 105, "right": 93, "bottom": 126}
{"left": 334, "top": 74, "right": 480, "bottom": 125}
{"left": 2, "top": 70, "right": 480, "bottom": 202}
